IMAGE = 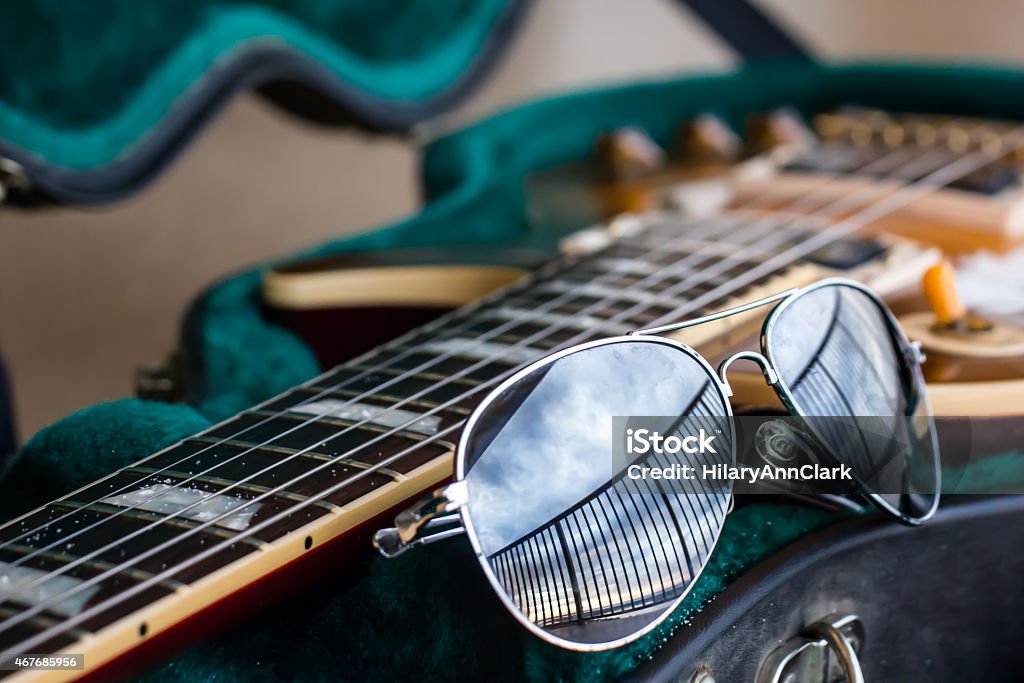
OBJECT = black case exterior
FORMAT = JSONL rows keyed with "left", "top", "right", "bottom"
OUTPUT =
{"left": 634, "top": 496, "right": 1024, "bottom": 682}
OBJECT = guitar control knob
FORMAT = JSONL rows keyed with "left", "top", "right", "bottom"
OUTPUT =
{"left": 922, "top": 260, "right": 992, "bottom": 333}
{"left": 922, "top": 260, "right": 968, "bottom": 328}
{"left": 900, "top": 260, "right": 1024, "bottom": 362}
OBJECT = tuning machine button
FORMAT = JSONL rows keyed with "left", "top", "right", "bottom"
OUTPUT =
{"left": 745, "top": 108, "right": 817, "bottom": 157}
{"left": 671, "top": 114, "right": 741, "bottom": 164}
{"left": 589, "top": 119, "right": 741, "bottom": 218}
{"left": 591, "top": 127, "right": 666, "bottom": 182}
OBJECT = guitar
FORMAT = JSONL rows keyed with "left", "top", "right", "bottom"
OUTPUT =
{"left": 2, "top": 108, "right": 1023, "bottom": 681}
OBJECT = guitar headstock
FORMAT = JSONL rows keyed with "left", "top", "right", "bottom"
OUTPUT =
{"left": 526, "top": 107, "right": 1024, "bottom": 255}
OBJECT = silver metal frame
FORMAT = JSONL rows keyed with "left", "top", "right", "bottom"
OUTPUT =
{"left": 455, "top": 335, "right": 736, "bottom": 652}
{"left": 637, "top": 276, "right": 939, "bottom": 524}
{"left": 377, "top": 277, "right": 939, "bottom": 651}
{"left": 759, "top": 278, "right": 940, "bottom": 525}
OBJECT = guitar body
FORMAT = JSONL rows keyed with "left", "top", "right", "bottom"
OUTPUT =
{"left": 6, "top": 66, "right": 1024, "bottom": 683}
{"left": 262, "top": 248, "right": 547, "bottom": 367}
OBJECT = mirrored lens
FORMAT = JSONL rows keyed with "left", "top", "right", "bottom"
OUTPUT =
{"left": 460, "top": 339, "right": 733, "bottom": 648}
{"left": 766, "top": 283, "right": 940, "bottom": 522}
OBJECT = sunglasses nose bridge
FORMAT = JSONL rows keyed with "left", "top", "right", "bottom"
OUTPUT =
{"left": 717, "top": 351, "right": 779, "bottom": 397}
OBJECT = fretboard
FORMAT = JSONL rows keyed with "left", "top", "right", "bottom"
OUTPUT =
{"left": 0, "top": 211, "right": 817, "bottom": 673}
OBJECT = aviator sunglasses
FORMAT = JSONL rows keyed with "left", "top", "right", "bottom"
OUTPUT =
{"left": 374, "top": 278, "right": 941, "bottom": 651}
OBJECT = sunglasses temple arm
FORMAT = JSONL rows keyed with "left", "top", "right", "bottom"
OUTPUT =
{"left": 374, "top": 515, "right": 466, "bottom": 558}
{"left": 630, "top": 288, "right": 799, "bottom": 337}
{"left": 373, "top": 482, "right": 468, "bottom": 559}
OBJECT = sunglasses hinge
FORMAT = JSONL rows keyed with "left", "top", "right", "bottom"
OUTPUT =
{"left": 909, "top": 339, "right": 926, "bottom": 365}
{"left": 373, "top": 482, "right": 467, "bottom": 559}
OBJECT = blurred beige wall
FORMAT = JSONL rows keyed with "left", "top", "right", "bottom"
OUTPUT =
{"left": 2, "top": 0, "right": 1024, "bottom": 438}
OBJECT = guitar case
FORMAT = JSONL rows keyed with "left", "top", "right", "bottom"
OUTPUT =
{"left": 2, "top": 3, "right": 1024, "bottom": 681}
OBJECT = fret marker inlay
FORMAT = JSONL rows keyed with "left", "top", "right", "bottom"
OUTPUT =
{"left": 101, "top": 484, "right": 260, "bottom": 532}
{"left": 420, "top": 338, "right": 543, "bottom": 365}
{"left": 288, "top": 399, "right": 441, "bottom": 435}
{"left": 0, "top": 561, "right": 101, "bottom": 617}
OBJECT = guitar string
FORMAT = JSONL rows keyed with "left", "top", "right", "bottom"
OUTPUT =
{"left": 0, "top": 119, "right": 944, "bottom": 564}
{"left": 0, "top": 125, "right": 966, "bottom": 574}
{"left": 0, "top": 120, "right": 994, "bottom": 600}
{"left": 0, "top": 119, "right": 1012, "bottom": 647}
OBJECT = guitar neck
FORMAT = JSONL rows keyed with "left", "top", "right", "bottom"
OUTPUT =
{"left": 0, "top": 212, "right": 825, "bottom": 679}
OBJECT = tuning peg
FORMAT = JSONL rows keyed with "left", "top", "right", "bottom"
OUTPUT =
{"left": 744, "top": 108, "right": 816, "bottom": 156}
{"left": 591, "top": 127, "right": 666, "bottom": 182}
{"left": 670, "top": 114, "right": 741, "bottom": 164}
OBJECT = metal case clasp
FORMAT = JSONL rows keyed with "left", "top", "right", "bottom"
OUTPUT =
{"left": 758, "top": 613, "right": 865, "bottom": 683}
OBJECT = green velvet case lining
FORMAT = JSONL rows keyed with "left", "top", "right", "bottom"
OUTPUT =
{"left": 4, "top": 62, "right": 1024, "bottom": 680}
{"left": 0, "top": 0, "right": 514, "bottom": 169}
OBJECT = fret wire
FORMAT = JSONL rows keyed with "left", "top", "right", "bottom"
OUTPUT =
{"left": 185, "top": 435, "right": 412, "bottom": 479}
{"left": 200, "top": 417, "right": 456, "bottom": 454}
{"left": 264, "top": 386, "right": 475, "bottom": 417}
{"left": 0, "top": 116, "right": 1007, "bottom": 647}
{"left": 272, "top": 393, "right": 468, "bottom": 423}
{"left": 266, "top": 382, "right": 466, "bottom": 419}
{"left": 124, "top": 464, "right": 343, "bottom": 511}
{"left": 47, "top": 502, "right": 266, "bottom": 549}
{"left": 0, "top": 605, "right": 92, "bottom": 640}
{"left": 345, "top": 363, "right": 482, "bottom": 387}
{"left": 478, "top": 307, "right": 633, "bottom": 336}
{"left": 742, "top": 145, "right": 916, "bottom": 211}
{"left": 0, "top": 543, "right": 188, "bottom": 594}
{"left": 455, "top": 317, "right": 584, "bottom": 347}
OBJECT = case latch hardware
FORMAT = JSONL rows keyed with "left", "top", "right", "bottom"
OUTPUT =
{"left": 758, "top": 613, "right": 865, "bottom": 683}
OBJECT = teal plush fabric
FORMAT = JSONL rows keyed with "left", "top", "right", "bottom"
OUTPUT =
{"left": 0, "top": 0, "right": 515, "bottom": 169}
